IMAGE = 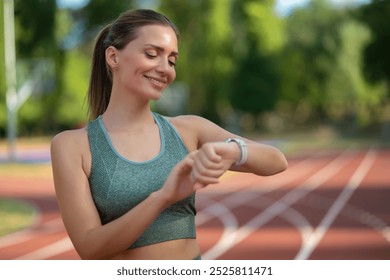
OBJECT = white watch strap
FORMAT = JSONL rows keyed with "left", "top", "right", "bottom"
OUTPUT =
{"left": 225, "top": 138, "right": 248, "bottom": 166}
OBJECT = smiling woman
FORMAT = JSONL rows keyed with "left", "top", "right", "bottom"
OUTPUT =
{"left": 50, "top": 9, "right": 287, "bottom": 260}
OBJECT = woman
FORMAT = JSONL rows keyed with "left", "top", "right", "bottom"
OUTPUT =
{"left": 51, "top": 9, "right": 287, "bottom": 260}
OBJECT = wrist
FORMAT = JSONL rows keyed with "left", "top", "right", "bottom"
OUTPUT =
{"left": 225, "top": 138, "right": 248, "bottom": 166}
{"left": 150, "top": 189, "right": 172, "bottom": 210}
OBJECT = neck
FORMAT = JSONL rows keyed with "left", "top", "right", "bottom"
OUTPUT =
{"left": 102, "top": 96, "right": 154, "bottom": 132}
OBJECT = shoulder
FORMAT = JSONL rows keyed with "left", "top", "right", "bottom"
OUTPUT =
{"left": 50, "top": 127, "right": 91, "bottom": 171}
{"left": 51, "top": 127, "right": 89, "bottom": 152}
{"left": 167, "top": 114, "right": 210, "bottom": 129}
{"left": 166, "top": 115, "right": 232, "bottom": 148}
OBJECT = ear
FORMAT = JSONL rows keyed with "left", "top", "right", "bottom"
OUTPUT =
{"left": 106, "top": 46, "right": 119, "bottom": 69}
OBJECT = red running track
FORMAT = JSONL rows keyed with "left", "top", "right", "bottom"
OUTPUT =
{"left": 0, "top": 148, "right": 389, "bottom": 260}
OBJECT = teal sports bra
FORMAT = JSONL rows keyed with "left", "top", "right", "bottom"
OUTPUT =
{"left": 87, "top": 112, "right": 196, "bottom": 249}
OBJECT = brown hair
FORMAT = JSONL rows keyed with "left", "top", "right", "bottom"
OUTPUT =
{"left": 87, "top": 9, "right": 179, "bottom": 119}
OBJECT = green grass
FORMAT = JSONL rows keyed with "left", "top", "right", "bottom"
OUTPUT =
{"left": 0, "top": 198, "right": 36, "bottom": 237}
{"left": 0, "top": 163, "right": 53, "bottom": 178}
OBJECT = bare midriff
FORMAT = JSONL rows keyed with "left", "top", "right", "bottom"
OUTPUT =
{"left": 109, "top": 238, "right": 201, "bottom": 260}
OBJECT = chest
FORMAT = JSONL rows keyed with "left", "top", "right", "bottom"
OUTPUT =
{"left": 90, "top": 151, "right": 180, "bottom": 223}
{"left": 106, "top": 124, "right": 162, "bottom": 163}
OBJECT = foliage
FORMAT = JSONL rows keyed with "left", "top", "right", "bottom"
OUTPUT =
{"left": 57, "top": 50, "right": 90, "bottom": 127}
{"left": 229, "top": 0, "right": 283, "bottom": 116}
{"left": 325, "top": 19, "right": 386, "bottom": 130}
{"left": 279, "top": 0, "right": 343, "bottom": 116}
{"left": 14, "top": 0, "right": 56, "bottom": 57}
{"left": 1, "top": 0, "right": 388, "bottom": 136}
{"left": 278, "top": 0, "right": 387, "bottom": 132}
{"left": 0, "top": 2, "right": 6, "bottom": 136}
{"left": 82, "top": 0, "right": 135, "bottom": 29}
{"left": 357, "top": 0, "right": 390, "bottom": 87}
{"left": 160, "top": 0, "right": 234, "bottom": 122}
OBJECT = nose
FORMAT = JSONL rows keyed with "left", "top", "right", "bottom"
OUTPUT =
{"left": 156, "top": 59, "right": 169, "bottom": 72}
{"left": 156, "top": 59, "right": 175, "bottom": 78}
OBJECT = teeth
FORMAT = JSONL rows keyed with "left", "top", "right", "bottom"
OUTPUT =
{"left": 147, "top": 77, "right": 165, "bottom": 86}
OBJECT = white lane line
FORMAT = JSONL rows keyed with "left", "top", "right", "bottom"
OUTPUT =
{"left": 202, "top": 150, "right": 353, "bottom": 259}
{"left": 281, "top": 207, "right": 313, "bottom": 243}
{"left": 200, "top": 194, "right": 314, "bottom": 260}
{"left": 203, "top": 150, "right": 332, "bottom": 198}
{"left": 295, "top": 149, "right": 377, "bottom": 260}
{"left": 249, "top": 196, "right": 314, "bottom": 248}
{"left": 14, "top": 237, "right": 74, "bottom": 260}
{"left": 196, "top": 150, "right": 329, "bottom": 226}
{"left": 198, "top": 196, "right": 239, "bottom": 260}
{"left": 287, "top": 189, "right": 390, "bottom": 244}
{"left": 20, "top": 151, "right": 350, "bottom": 260}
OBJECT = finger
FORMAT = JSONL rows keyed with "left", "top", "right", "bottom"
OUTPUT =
{"left": 191, "top": 169, "right": 220, "bottom": 185}
{"left": 197, "top": 154, "right": 224, "bottom": 171}
{"left": 187, "top": 150, "right": 199, "bottom": 160}
{"left": 194, "top": 148, "right": 224, "bottom": 170}
{"left": 201, "top": 143, "right": 222, "bottom": 163}
{"left": 175, "top": 155, "right": 194, "bottom": 175}
{"left": 193, "top": 182, "right": 207, "bottom": 191}
{"left": 190, "top": 170, "right": 196, "bottom": 183}
{"left": 194, "top": 165, "right": 225, "bottom": 179}
{"left": 193, "top": 157, "right": 224, "bottom": 180}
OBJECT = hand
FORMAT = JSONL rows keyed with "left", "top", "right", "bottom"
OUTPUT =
{"left": 155, "top": 141, "right": 240, "bottom": 207}
{"left": 191, "top": 141, "right": 240, "bottom": 184}
{"left": 155, "top": 151, "right": 206, "bottom": 206}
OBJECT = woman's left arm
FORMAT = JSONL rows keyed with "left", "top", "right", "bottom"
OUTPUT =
{"left": 173, "top": 115, "right": 288, "bottom": 177}
{"left": 227, "top": 138, "right": 288, "bottom": 176}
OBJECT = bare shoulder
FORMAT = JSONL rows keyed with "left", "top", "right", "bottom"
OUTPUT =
{"left": 167, "top": 115, "right": 233, "bottom": 148}
{"left": 51, "top": 127, "right": 89, "bottom": 152}
{"left": 168, "top": 114, "right": 211, "bottom": 130}
{"left": 50, "top": 127, "right": 91, "bottom": 174}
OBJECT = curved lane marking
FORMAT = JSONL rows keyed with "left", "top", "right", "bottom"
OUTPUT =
{"left": 202, "top": 149, "right": 353, "bottom": 259}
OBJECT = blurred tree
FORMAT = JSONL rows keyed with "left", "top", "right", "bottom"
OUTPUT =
{"left": 161, "top": 0, "right": 284, "bottom": 125}
{"left": 56, "top": 49, "right": 90, "bottom": 127}
{"left": 14, "top": 0, "right": 56, "bottom": 57}
{"left": 358, "top": 0, "right": 390, "bottom": 88}
{"left": 0, "top": 2, "right": 6, "bottom": 136}
{"left": 49, "top": 0, "right": 135, "bottom": 130}
{"left": 9, "top": 0, "right": 138, "bottom": 134}
{"left": 82, "top": 0, "right": 134, "bottom": 30}
{"left": 357, "top": 0, "right": 390, "bottom": 139}
{"left": 13, "top": 0, "right": 64, "bottom": 134}
{"left": 229, "top": 0, "right": 284, "bottom": 117}
{"left": 7, "top": 0, "right": 385, "bottom": 136}
{"left": 325, "top": 19, "right": 386, "bottom": 134}
{"left": 160, "top": 0, "right": 233, "bottom": 123}
{"left": 279, "top": 0, "right": 343, "bottom": 124}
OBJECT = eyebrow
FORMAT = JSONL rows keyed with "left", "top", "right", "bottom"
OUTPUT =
{"left": 144, "top": 44, "right": 179, "bottom": 57}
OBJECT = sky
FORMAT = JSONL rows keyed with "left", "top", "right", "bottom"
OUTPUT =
{"left": 56, "top": 0, "right": 371, "bottom": 16}
{"left": 274, "top": 0, "right": 371, "bottom": 16}
{"left": 56, "top": 0, "right": 89, "bottom": 9}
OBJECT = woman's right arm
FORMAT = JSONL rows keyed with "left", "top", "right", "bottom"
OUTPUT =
{"left": 51, "top": 130, "right": 207, "bottom": 259}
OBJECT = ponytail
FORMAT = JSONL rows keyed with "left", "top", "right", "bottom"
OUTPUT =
{"left": 87, "top": 24, "right": 112, "bottom": 120}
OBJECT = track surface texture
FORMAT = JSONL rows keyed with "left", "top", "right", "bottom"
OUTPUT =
{"left": 0, "top": 145, "right": 389, "bottom": 260}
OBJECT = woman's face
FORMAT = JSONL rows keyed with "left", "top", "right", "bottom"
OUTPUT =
{"left": 112, "top": 24, "right": 178, "bottom": 100}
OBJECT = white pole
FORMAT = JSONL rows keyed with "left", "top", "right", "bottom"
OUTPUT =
{"left": 4, "top": 0, "right": 17, "bottom": 161}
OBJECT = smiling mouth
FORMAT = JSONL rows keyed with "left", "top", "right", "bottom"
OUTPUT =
{"left": 144, "top": 76, "right": 167, "bottom": 88}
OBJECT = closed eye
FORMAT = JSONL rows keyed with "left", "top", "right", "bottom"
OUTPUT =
{"left": 145, "top": 52, "right": 157, "bottom": 59}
